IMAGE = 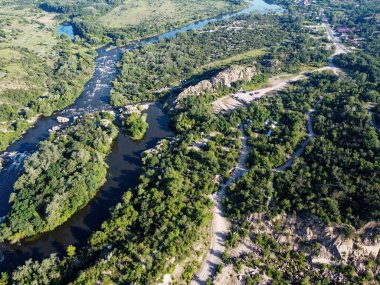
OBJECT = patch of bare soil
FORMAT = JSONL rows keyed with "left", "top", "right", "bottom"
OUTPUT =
{"left": 37, "top": 13, "right": 57, "bottom": 25}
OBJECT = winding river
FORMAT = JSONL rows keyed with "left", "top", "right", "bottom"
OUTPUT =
{"left": 0, "top": 0, "right": 283, "bottom": 272}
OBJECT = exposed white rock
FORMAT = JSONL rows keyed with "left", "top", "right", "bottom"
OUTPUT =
{"left": 334, "top": 236, "right": 353, "bottom": 261}
{"left": 57, "top": 116, "right": 69, "bottom": 123}
{"left": 173, "top": 65, "right": 259, "bottom": 108}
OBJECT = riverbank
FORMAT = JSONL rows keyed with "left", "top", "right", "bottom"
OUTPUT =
{"left": 0, "top": 103, "right": 173, "bottom": 272}
{"left": 0, "top": 0, "right": 283, "bottom": 274}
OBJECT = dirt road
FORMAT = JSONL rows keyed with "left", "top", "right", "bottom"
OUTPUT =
{"left": 213, "top": 22, "right": 348, "bottom": 114}
{"left": 212, "top": 65, "right": 343, "bottom": 113}
{"left": 368, "top": 109, "right": 379, "bottom": 131}
{"left": 323, "top": 22, "right": 351, "bottom": 55}
{"left": 191, "top": 131, "right": 249, "bottom": 285}
{"left": 212, "top": 74, "right": 305, "bottom": 113}
{"left": 274, "top": 98, "right": 322, "bottom": 172}
{"left": 192, "top": 19, "right": 350, "bottom": 284}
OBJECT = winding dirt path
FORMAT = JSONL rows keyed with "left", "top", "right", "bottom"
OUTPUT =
{"left": 192, "top": 19, "right": 350, "bottom": 284}
{"left": 212, "top": 21, "right": 348, "bottom": 114}
{"left": 366, "top": 103, "right": 379, "bottom": 131}
{"left": 274, "top": 97, "right": 322, "bottom": 172}
{"left": 212, "top": 74, "right": 305, "bottom": 113}
{"left": 369, "top": 110, "right": 379, "bottom": 131}
{"left": 191, "top": 131, "right": 249, "bottom": 285}
{"left": 272, "top": 22, "right": 351, "bottom": 171}
{"left": 212, "top": 65, "right": 343, "bottom": 114}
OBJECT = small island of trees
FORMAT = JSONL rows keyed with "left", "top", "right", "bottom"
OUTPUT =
{"left": 0, "top": 112, "right": 118, "bottom": 243}
{"left": 122, "top": 111, "right": 149, "bottom": 140}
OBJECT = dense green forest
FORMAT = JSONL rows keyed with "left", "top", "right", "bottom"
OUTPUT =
{"left": 0, "top": 112, "right": 118, "bottom": 243}
{"left": 334, "top": 53, "right": 380, "bottom": 88}
{"left": 225, "top": 71, "right": 380, "bottom": 227}
{"left": 111, "top": 13, "right": 330, "bottom": 106}
{"left": 1, "top": 0, "right": 379, "bottom": 284}
{"left": 275, "top": 80, "right": 380, "bottom": 227}
{"left": 4, "top": 128, "right": 240, "bottom": 284}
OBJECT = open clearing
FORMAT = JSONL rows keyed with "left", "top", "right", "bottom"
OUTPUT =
{"left": 0, "top": 4, "right": 58, "bottom": 93}
{"left": 0, "top": 5, "right": 58, "bottom": 55}
{"left": 0, "top": 3, "right": 60, "bottom": 148}
{"left": 99, "top": 0, "right": 245, "bottom": 29}
{"left": 204, "top": 48, "right": 267, "bottom": 69}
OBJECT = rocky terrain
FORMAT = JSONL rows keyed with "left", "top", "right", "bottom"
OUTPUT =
{"left": 173, "top": 65, "right": 259, "bottom": 108}
{"left": 214, "top": 214, "right": 380, "bottom": 284}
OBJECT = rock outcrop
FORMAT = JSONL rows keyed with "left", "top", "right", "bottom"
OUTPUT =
{"left": 173, "top": 65, "right": 259, "bottom": 108}
{"left": 215, "top": 214, "right": 380, "bottom": 285}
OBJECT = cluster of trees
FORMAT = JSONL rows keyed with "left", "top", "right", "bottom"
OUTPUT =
{"left": 0, "top": 112, "right": 118, "bottom": 243}
{"left": 275, "top": 78, "right": 380, "bottom": 227}
{"left": 5, "top": 125, "right": 241, "bottom": 283}
{"left": 225, "top": 71, "right": 380, "bottom": 228}
{"left": 334, "top": 52, "right": 380, "bottom": 88}
{"left": 0, "top": 42, "right": 96, "bottom": 151}
{"left": 71, "top": 17, "right": 104, "bottom": 43}
{"left": 8, "top": 254, "right": 61, "bottom": 285}
{"left": 122, "top": 111, "right": 149, "bottom": 140}
{"left": 111, "top": 13, "right": 330, "bottom": 106}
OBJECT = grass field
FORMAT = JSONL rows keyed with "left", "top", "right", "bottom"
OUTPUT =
{"left": 0, "top": 6, "right": 58, "bottom": 55}
{"left": 205, "top": 48, "right": 267, "bottom": 68}
{"left": 0, "top": 4, "right": 65, "bottom": 150}
{"left": 0, "top": 4, "right": 58, "bottom": 135}
{"left": 98, "top": 0, "right": 245, "bottom": 29}
{"left": 0, "top": 5, "right": 58, "bottom": 93}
